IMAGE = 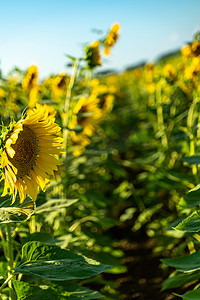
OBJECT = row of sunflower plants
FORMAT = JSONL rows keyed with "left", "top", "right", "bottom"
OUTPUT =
{"left": 0, "top": 23, "right": 122, "bottom": 299}
{"left": 160, "top": 38, "right": 200, "bottom": 297}
{"left": 100, "top": 33, "right": 200, "bottom": 297}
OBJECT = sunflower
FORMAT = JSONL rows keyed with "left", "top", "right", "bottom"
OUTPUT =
{"left": 191, "top": 40, "right": 200, "bottom": 57}
{"left": 103, "top": 23, "right": 120, "bottom": 56}
{"left": 89, "top": 79, "right": 116, "bottom": 117}
{"left": 69, "top": 95, "right": 102, "bottom": 137}
{"left": 28, "top": 85, "right": 40, "bottom": 108}
{"left": 51, "top": 73, "right": 68, "bottom": 101}
{"left": 85, "top": 41, "right": 101, "bottom": 69}
{"left": 181, "top": 41, "right": 200, "bottom": 61}
{"left": 181, "top": 44, "right": 192, "bottom": 60}
{"left": 0, "top": 104, "right": 63, "bottom": 203}
{"left": 22, "top": 65, "right": 38, "bottom": 91}
{"left": 163, "top": 64, "right": 177, "bottom": 83}
{"left": 184, "top": 57, "right": 200, "bottom": 82}
{"left": 69, "top": 131, "right": 90, "bottom": 157}
{"left": 68, "top": 95, "right": 102, "bottom": 156}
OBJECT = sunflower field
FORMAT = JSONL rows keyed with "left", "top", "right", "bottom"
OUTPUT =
{"left": 1, "top": 22, "right": 200, "bottom": 300}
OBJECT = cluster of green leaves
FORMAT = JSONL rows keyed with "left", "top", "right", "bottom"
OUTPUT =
{"left": 0, "top": 195, "right": 113, "bottom": 299}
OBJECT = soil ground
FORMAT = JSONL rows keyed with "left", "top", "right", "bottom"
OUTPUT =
{"left": 103, "top": 223, "right": 195, "bottom": 300}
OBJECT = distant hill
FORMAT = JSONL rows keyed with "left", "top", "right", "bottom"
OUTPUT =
{"left": 124, "top": 48, "right": 182, "bottom": 73}
{"left": 156, "top": 48, "right": 181, "bottom": 64}
{"left": 125, "top": 61, "right": 147, "bottom": 71}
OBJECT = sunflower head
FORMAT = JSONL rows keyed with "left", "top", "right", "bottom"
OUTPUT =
{"left": 85, "top": 41, "right": 101, "bottom": 69}
{"left": 103, "top": 23, "right": 121, "bottom": 56}
{"left": 28, "top": 85, "right": 40, "bottom": 108}
{"left": 69, "top": 131, "right": 90, "bottom": 157}
{"left": 0, "top": 104, "right": 63, "bottom": 204}
{"left": 184, "top": 57, "right": 200, "bottom": 81}
{"left": 69, "top": 95, "right": 102, "bottom": 137}
{"left": 191, "top": 40, "right": 200, "bottom": 57}
{"left": 22, "top": 65, "right": 38, "bottom": 91}
{"left": 51, "top": 73, "right": 68, "bottom": 101}
{"left": 163, "top": 64, "right": 177, "bottom": 83}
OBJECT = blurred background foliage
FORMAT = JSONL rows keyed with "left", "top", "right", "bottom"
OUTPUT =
{"left": 1, "top": 29, "right": 200, "bottom": 299}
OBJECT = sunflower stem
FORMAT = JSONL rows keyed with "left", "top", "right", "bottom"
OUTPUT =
{"left": 63, "top": 59, "right": 80, "bottom": 155}
{"left": 29, "top": 214, "right": 36, "bottom": 234}
{"left": 187, "top": 97, "right": 199, "bottom": 184}
{"left": 5, "top": 224, "right": 16, "bottom": 300}
{"left": 0, "top": 274, "right": 15, "bottom": 296}
{"left": 85, "top": 69, "right": 92, "bottom": 94}
{"left": 156, "top": 81, "right": 168, "bottom": 149}
{"left": 0, "top": 228, "right": 7, "bottom": 259}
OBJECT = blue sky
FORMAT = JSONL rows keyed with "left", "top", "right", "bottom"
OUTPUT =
{"left": 0, "top": 0, "right": 200, "bottom": 79}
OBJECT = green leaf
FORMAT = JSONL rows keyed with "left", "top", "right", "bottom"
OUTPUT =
{"left": 0, "top": 195, "right": 13, "bottom": 208}
{"left": 161, "top": 250, "right": 200, "bottom": 272}
{"left": 181, "top": 155, "right": 200, "bottom": 165}
{"left": 0, "top": 261, "right": 8, "bottom": 279}
{"left": 65, "top": 54, "right": 77, "bottom": 63}
{"left": 174, "top": 211, "right": 200, "bottom": 232}
{"left": 35, "top": 199, "right": 78, "bottom": 214}
{"left": 21, "top": 232, "right": 56, "bottom": 245}
{"left": 174, "top": 289, "right": 200, "bottom": 299}
{"left": 0, "top": 197, "right": 34, "bottom": 223}
{"left": 179, "top": 185, "right": 200, "bottom": 208}
{"left": 51, "top": 281, "right": 104, "bottom": 299}
{"left": 132, "top": 204, "right": 162, "bottom": 232}
{"left": 12, "top": 280, "right": 59, "bottom": 300}
{"left": 162, "top": 271, "right": 200, "bottom": 291}
{"left": 13, "top": 280, "right": 103, "bottom": 299}
{"left": 13, "top": 241, "right": 112, "bottom": 281}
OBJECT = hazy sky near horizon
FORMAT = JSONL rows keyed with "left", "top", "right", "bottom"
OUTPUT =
{"left": 0, "top": 0, "right": 200, "bottom": 78}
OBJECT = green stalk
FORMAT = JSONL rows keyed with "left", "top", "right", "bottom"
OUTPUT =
{"left": 156, "top": 82, "right": 168, "bottom": 149}
{"left": 187, "top": 99, "right": 199, "bottom": 184}
{"left": 5, "top": 224, "right": 16, "bottom": 300}
{"left": 0, "top": 274, "right": 14, "bottom": 296}
{"left": 29, "top": 214, "right": 36, "bottom": 234}
{"left": 63, "top": 59, "right": 80, "bottom": 155}
{"left": 85, "top": 69, "right": 92, "bottom": 94}
{"left": 0, "top": 228, "right": 7, "bottom": 258}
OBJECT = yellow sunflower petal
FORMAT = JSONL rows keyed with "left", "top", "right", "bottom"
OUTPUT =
{"left": 23, "top": 176, "right": 39, "bottom": 202}
{"left": 33, "top": 165, "right": 49, "bottom": 180}
{"left": 6, "top": 146, "right": 15, "bottom": 158}
{"left": 29, "top": 169, "right": 48, "bottom": 191}
{"left": 1, "top": 151, "right": 9, "bottom": 168}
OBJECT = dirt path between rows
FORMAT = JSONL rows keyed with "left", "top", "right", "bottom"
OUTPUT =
{"left": 103, "top": 225, "right": 195, "bottom": 300}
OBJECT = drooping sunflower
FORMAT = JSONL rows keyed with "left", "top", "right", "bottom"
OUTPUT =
{"left": 103, "top": 23, "right": 121, "bottom": 56}
{"left": 69, "top": 95, "right": 102, "bottom": 137}
{"left": 184, "top": 57, "right": 200, "bottom": 82}
{"left": 0, "top": 104, "right": 63, "bottom": 203}
{"left": 191, "top": 40, "right": 200, "bottom": 57}
{"left": 69, "top": 131, "right": 90, "bottom": 157}
{"left": 181, "top": 41, "right": 200, "bottom": 61}
{"left": 68, "top": 95, "right": 102, "bottom": 156}
{"left": 181, "top": 44, "right": 192, "bottom": 60}
{"left": 85, "top": 41, "right": 101, "bottom": 69}
{"left": 51, "top": 73, "right": 68, "bottom": 101}
{"left": 28, "top": 85, "right": 40, "bottom": 108}
{"left": 89, "top": 79, "right": 116, "bottom": 117}
{"left": 163, "top": 64, "right": 177, "bottom": 83}
{"left": 22, "top": 65, "right": 38, "bottom": 91}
